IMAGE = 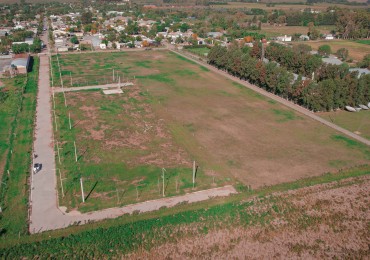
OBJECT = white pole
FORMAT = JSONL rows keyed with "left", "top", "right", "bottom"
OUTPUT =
{"left": 59, "top": 169, "right": 64, "bottom": 197}
{"left": 74, "top": 141, "right": 77, "bottom": 162}
{"left": 68, "top": 112, "right": 72, "bottom": 130}
{"left": 193, "top": 161, "right": 195, "bottom": 188}
{"left": 53, "top": 110, "right": 58, "bottom": 131}
{"left": 56, "top": 141, "right": 61, "bottom": 164}
{"left": 162, "top": 168, "right": 165, "bottom": 197}
{"left": 80, "top": 177, "right": 85, "bottom": 203}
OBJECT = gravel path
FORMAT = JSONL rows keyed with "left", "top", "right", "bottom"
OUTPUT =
{"left": 170, "top": 48, "right": 370, "bottom": 146}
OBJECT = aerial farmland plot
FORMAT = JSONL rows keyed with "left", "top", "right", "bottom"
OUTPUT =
{"left": 51, "top": 50, "right": 370, "bottom": 213}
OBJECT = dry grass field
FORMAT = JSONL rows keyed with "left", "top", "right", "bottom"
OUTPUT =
{"left": 290, "top": 40, "right": 370, "bottom": 62}
{"left": 53, "top": 50, "right": 369, "bottom": 212}
{"left": 261, "top": 25, "right": 334, "bottom": 38}
{"left": 211, "top": 2, "right": 367, "bottom": 10}
{"left": 127, "top": 175, "right": 370, "bottom": 259}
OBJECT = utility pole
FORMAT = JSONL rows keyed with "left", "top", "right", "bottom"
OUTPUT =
{"left": 56, "top": 141, "right": 61, "bottom": 164}
{"left": 59, "top": 169, "right": 64, "bottom": 197}
{"left": 162, "top": 168, "right": 166, "bottom": 197}
{"left": 68, "top": 112, "right": 72, "bottom": 130}
{"left": 73, "top": 141, "right": 78, "bottom": 162}
{"left": 192, "top": 161, "right": 196, "bottom": 188}
{"left": 53, "top": 110, "right": 58, "bottom": 131}
{"left": 80, "top": 177, "right": 85, "bottom": 203}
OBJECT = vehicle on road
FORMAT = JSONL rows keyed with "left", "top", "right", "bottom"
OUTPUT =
{"left": 33, "top": 163, "right": 42, "bottom": 173}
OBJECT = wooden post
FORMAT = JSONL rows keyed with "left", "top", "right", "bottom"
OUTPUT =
{"left": 73, "top": 141, "right": 78, "bottom": 162}
{"left": 68, "top": 112, "right": 72, "bottom": 130}
{"left": 80, "top": 177, "right": 85, "bottom": 203}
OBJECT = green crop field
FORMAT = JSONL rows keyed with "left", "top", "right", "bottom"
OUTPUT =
{"left": 51, "top": 50, "right": 370, "bottom": 214}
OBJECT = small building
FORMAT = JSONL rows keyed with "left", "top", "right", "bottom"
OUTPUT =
{"left": 57, "top": 47, "right": 68, "bottom": 52}
{"left": 277, "top": 35, "right": 292, "bottom": 42}
{"left": 99, "top": 43, "right": 106, "bottom": 49}
{"left": 299, "top": 35, "right": 310, "bottom": 41}
{"left": 25, "top": 37, "right": 34, "bottom": 45}
{"left": 11, "top": 54, "right": 30, "bottom": 74}
{"left": 324, "top": 34, "right": 334, "bottom": 40}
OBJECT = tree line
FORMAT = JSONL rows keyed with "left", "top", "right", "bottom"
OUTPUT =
{"left": 207, "top": 44, "right": 370, "bottom": 112}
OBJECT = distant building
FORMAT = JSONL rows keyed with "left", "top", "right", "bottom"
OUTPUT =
{"left": 299, "top": 35, "right": 310, "bottom": 41}
{"left": 324, "top": 34, "right": 334, "bottom": 40}
{"left": 276, "top": 35, "right": 292, "bottom": 42}
{"left": 99, "top": 43, "right": 107, "bottom": 49}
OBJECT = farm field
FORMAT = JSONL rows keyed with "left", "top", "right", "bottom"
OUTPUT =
{"left": 52, "top": 50, "right": 370, "bottom": 213}
{"left": 210, "top": 2, "right": 367, "bottom": 10}
{"left": 290, "top": 40, "right": 370, "bottom": 62}
{"left": 261, "top": 25, "right": 334, "bottom": 38}
{"left": 318, "top": 110, "right": 370, "bottom": 140}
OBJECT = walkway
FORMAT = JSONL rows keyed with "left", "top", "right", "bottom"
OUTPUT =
{"left": 53, "top": 82, "right": 133, "bottom": 93}
{"left": 170, "top": 48, "right": 370, "bottom": 146}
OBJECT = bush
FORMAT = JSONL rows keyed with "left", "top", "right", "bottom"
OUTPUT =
{"left": 336, "top": 48, "right": 348, "bottom": 61}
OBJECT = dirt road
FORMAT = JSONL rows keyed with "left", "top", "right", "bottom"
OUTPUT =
{"left": 53, "top": 82, "right": 133, "bottom": 93}
{"left": 170, "top": 48, "right": 370, "bottom": 147}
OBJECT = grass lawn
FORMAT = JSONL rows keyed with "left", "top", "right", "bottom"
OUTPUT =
{"left": 0, "top": 57, "right": 38, "bottom": 242}
{"left": 290, "top": 40, "right": 370, "bottom": 61}
{"left": 356, "top": 40, "right": 370, "bottom": 46}
{"left": 52, "top": 50, "right": 369, "bottom": 213}
{"left": 318, "top": 110, "right": 370, "bottom": 141}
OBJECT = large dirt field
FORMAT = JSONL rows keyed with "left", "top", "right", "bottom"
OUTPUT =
{"left": 53, "top": 50, "right": 370, "bottom": 212}
{"left": 261, "top": 25, "right": 334, "bottom": 38}
{"left": 126, "top": 175, "right": 370, "bottom": 259}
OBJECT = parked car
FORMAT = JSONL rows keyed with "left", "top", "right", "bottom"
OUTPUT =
{"left": 33, "top": 163, "right": 42, "bottom": 173}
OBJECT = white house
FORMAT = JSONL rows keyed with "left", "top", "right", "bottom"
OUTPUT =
{"left": 325, "top": 34, "right": 334, "bottom": 40}
{"left": 99, "top": 43, "right": 106, "bottom": 49}
{"left": 277, "top": 35, "right": 292, "bottom": 42}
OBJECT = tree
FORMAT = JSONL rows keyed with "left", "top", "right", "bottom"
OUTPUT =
{"left": 307, "top": 22, "right": 320, "bottom": 40}
{"left": 318, "top": 44, "right": 331, "bottom": 57}
{"left": 12, "top": 43, "right": 29, "bottom": 54}
{"left": 336, "top": 48, "right": 348, "bottom": 61}
{"left": 357, "top": 54, "right": 370, "bottom": 69}
{"left": 81, "top": 11, "right": 92, "bottom": 24}
{"left": 293, "top": 44, "right": 312, "bottom": 55}
{"left": 70, "top": 36, "right": 79, "bottom": 44}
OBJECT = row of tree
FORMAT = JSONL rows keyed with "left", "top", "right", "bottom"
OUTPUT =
{"left": 207, "top": 44, "right": 369, "bottom": 112}
{"left": 265, "top": 42, "right": 322, "bottom": 77}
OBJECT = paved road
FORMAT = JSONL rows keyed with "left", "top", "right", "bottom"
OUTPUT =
{"left": 53, "top": 82, "right": 134, "bottom": 93}
{"left": 170, "top": 48, "right": 370, "bottom": 147}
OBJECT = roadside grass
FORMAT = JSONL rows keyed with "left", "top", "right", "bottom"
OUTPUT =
{"left": 331, "top": 135, "right": 370, "bottom": 160}
{"left": 272, "top": 108, "right": 302, "bottom": 122}
{"left": 0, "top": 77, "right": 26, "bottom": 176}
{"left": 0, "top": 57, "right": 39, "bottom": 241}
{"left": 0, "top": 164, "right": 369, "bottom": 257}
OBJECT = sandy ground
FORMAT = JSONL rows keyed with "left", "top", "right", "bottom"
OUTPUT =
{"left": 125, "top": 175, "right": 370, "bottom": 259}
